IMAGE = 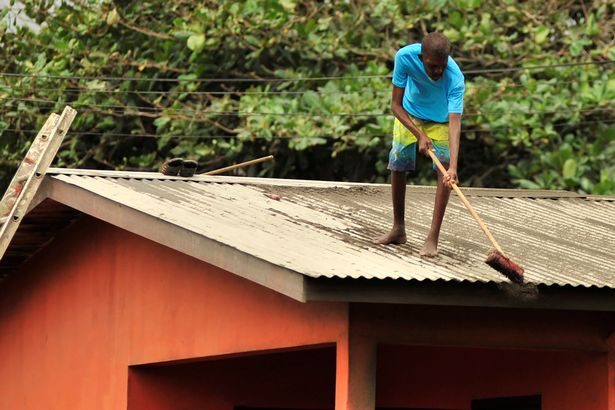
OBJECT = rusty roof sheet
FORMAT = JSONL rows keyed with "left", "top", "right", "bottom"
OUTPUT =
{"left": 41, "top": 169, "right": 615, "bottom": 288}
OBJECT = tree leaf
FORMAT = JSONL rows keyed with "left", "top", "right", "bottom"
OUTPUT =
{"left": 535, "top": 26, "right": 549, "bottom": 44}
{"left": 278, "top": 0, "right": 296, "bottom": 12}
{"left": 106, "top": 9, "right": 120, "bottom": 26}
{"left": 562, "top": 159, "right": 577, "bottom": 179}
{"left": 154, "top": 116, "right": 171, "bottom": 130}
{"left": 187, "top": 34, "right": 205, "bottom": 52}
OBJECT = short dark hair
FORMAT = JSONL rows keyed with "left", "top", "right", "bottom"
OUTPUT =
{"left": 421, "top": 32, "right": 451, "bottom": 59}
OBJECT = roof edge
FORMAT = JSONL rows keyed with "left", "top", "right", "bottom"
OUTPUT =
{"left": 46, "top": 168, "right": 595, "bottom": 199}
{"left": 305, "top": 277, "right": 615, "bottom": 311}
{"left": 45, "top": 176, "right": 308, "bottom": 302}
{"left": 48, "top": 167, "right": 390, "bottom": 189}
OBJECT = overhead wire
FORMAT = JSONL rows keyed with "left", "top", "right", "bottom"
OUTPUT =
{"left": 2, "top": 118, "right": 615, "bottom": 140}
{"left": 1, "top": 96, "right": 613, "bottom": 118}
{"left": 0, "top": 63, "right": 612, "bottom": 142}
{"left": 0, "top": 60, "right": 613, "bottom": 82}
{"left": 0, "top": 75, "right": 603, "bottom": 96}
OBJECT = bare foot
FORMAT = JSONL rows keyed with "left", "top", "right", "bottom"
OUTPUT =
{"left": 420, "top": 238, "right": 439, "bottom": 257}
{"left": 373, "top": 227, "right": 407, "bottom": 245}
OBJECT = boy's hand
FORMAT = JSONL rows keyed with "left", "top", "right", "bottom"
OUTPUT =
{"left": 417, "top": 135, "right": 434, "bottom": 156}
{"left": 444, "top": 168, "right": 458, "bottom": 188}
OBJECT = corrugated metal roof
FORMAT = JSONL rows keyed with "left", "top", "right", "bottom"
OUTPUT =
{"left": 44, "top": 169, "right": 615, "bottom": 289}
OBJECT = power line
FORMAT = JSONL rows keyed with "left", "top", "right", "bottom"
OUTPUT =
{"left": 0, "top": 76, "right": 603, "bottom": 96}
{"left": 0, "top": 73, "right": 380, "bottom": 83}
{"left": 461, "top": 118, "right": 615, "bottom": 133}
{"left": 0, "top": 129, "right": 248, "bottom": 139}
{"left": 0, "top": 60, "right": 612, "bottom": 83}
{"left": 2, "top": 118, "right": 615, "bottom": 140}
{"left": 0, "top": 86, "right": 395, "bottom": 96}
{"left": 1, "top": 96, "right": 612, "bottom": 117}
{"left": 462, "top": 60, "right": 615, "bottom": 74}
{"left": 0, "top": 129, "right": 246, "bottom": 139}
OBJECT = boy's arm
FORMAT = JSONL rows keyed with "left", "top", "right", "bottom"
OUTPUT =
{"left": 445, "top": 113, "right": 461, "bottom": 187}
{"left": 391, "top": 85, "right": 433, "bottom": 155}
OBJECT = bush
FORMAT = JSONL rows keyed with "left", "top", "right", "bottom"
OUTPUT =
{"left": 1, "top": 0, "right": 613, "bottom": 193}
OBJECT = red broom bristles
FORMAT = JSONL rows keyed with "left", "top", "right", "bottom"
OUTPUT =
{"left": 485, "top": 250, "right": 525, "bottom": 283}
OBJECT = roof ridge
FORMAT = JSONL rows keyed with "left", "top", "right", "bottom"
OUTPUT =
{"left": 44, "top": 167, "right": 612, "bottom": 200}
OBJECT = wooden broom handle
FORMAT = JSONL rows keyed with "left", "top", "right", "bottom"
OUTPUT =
{"left": 427, "top": 150, "right": 504, "bottom": 254}
{"left": 202, "top": 155, "right": 274, "bottom": 176}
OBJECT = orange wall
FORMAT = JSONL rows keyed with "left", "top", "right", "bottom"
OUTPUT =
{"left": 0, "top": 216, "right": 347, "bottom": 410}
{"left": 377, "top": 345, "right": 608, "bottom": 410}
{"left": 3, "top": 214, "right": 615, "bottom": 410}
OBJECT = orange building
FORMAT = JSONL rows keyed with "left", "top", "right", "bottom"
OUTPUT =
{"left": 1, "top": 168, "right": 615, "bottom": 410}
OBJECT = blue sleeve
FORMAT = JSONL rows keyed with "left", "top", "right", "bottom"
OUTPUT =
{"left": 392, "top": 50, "right": 408, "bottom": 88}
{"left": 448, "top": 80, "right": 465, "bottom": 114}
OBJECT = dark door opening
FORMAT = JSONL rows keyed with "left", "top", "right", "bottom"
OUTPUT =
{"left": 472, "top": 395, "right": 541, "bottom": 410}
{"left": 237, "top": 408, "right": 459, "bottom": 410}
{"left": 236, "top": 408, "right": 330, "bottom": 410}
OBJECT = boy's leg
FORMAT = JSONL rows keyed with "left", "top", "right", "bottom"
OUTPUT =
{"left": 375, "top": 118, "right": 416, "bottom": 245}
{"left": 420, "top": 166, "right": 451, "bottom": 257}
{"left": 374, "top": 170, "right": 407, "bottom": 245}
{"left": 420, "top": 140, "right": 452, "bottom": 257}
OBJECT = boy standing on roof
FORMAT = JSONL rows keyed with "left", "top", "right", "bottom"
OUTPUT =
{"left": 374, "top": 32, "right": 465, "bottom": 257}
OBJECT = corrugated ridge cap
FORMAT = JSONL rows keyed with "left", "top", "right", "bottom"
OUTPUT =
{"left": 46, "top": 167, "right": 606, "bottom": 200}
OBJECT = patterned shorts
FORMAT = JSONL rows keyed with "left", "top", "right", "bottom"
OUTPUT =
{"left": 387, "top": 116, "right": 450, "bottom": 172}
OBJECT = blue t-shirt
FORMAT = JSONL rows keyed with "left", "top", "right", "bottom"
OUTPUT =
{"left": 392, "top": 43, "right": 465, "bottom": 123}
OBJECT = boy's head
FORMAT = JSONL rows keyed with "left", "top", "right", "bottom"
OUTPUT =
{"left": 419, "top": 32, "right": 451, "bottom": 81}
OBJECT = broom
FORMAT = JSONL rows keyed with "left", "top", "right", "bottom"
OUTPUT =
{"left": 427, "top": 150, "right": 525, "bottom": 283}
{"left": 199, "top": 155, "right": 274, "bottom": 175}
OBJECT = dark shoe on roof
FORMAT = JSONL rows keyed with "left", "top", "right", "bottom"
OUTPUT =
{"left": 180, "top": 160, "right": 198, "bottom": 177}
{"left": 160, "top": 158, "right": 183, "bottom": 176}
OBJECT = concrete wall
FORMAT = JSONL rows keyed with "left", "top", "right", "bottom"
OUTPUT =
{"left": 353, "top": 304, "right": 615, "bottom": 410}
{"left": 2, "top": 214, "right": 615, "bottom": 410}
{"left": 378, "top": 345, "right": 608, "bottom": 410}
{"left": 0, "top": 216, "right": 347, "bottom": 409}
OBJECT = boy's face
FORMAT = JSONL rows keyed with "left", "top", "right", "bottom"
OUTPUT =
{"left": 419, "top": 52, "right": 448, "bottom": 81}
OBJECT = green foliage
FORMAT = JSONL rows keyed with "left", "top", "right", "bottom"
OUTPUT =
{"left": 509, "top": 125, "right": 615, "bottom": 194}
{"left": 0, "top": 0, "right": 613, "bottom": 194}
